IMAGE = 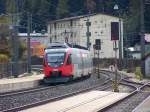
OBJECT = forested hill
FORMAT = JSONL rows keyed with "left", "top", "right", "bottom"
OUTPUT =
{"left": 0, "top": 0, "right": 150, "bottom": 35}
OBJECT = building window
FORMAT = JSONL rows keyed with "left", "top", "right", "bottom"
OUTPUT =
{"left": 55, "top": 35, "right": 57, "bottom": 41}
{"left": 50, "top": 26, "right": 51, "bottom": 34}
{"left": 70, "top": 20, "right": 73, "bottom": 26}
{"left": 50, "top": 38, "right": 52, "bottom": 43}
{"left": 65, "top": 37, "right": 68, "bottom": 43}
{"left": 54, "top": 23, "right": 56, "bottom": 29}
{"left": 71, "top": 32, "right": 73, "bottom": 37}
{"left": 74, "top": 21, "right": 76, "bottom": 26}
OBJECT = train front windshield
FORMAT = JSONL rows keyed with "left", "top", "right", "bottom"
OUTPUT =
{"left": 47, "top": 52, "right": 65, "bottom": 68}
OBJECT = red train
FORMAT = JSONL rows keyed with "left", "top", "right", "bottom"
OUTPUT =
{"left": 43, "top": 43, "right": 93, "bottom": 83}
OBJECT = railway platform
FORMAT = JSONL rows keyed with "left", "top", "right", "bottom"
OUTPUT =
{"left": 132, "top": 95, "right": 150, "bottom": 112}
{"left": 0, "top": 72, "right": 44, "bottom": 93}
{"left": 22, "top": 90, "right": 129, "bottom": 112}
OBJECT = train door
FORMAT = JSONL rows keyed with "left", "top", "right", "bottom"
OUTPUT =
{"left": 64, "top": 53, "right": 73, "bottom": 76}
{"left": 80, "top": 50, "right": 85, "bottom": 76}
{"left": 72, "top": 50, "right": 82, "bottom": 78}
{"left": 83, "top": 52, "right": 89, "bottom": 76}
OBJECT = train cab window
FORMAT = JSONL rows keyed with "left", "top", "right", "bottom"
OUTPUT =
{"left": 66, "top": 54, "right": 72, "bottom": 65}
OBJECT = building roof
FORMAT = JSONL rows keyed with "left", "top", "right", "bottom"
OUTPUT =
{"left": 48, "top": 13, "right": 119, "bottom": 23}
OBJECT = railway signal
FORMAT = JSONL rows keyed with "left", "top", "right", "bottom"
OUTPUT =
{"left": 113, "top": 40, "right": 119, "bottom": 92}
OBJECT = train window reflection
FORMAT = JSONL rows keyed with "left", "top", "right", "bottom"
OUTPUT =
{"left": 47, "top": 53, "right": 65, "bottom": 63}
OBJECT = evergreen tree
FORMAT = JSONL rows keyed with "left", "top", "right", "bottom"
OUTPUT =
{"left": 49, "top": 0, "right": 58, "bottom": 19}
{"left": 86, "top": 0, "right": 96, "bottom": 13}
{"left": 127, "top": 0, "right": 140, "bottom": 33}
{"left": 68, "top": 0, "right": 85, "bottom": 16}
{"left": 124, "top": 0, "right": 141, "bottom": 46}
{"left": 0, "top": 0, "right": 5, "bottom": 14}
{"left": 145, "top": 3, "right": 150, "bottom": 33}
{"left": 56, "top": 0, "right": 69, "bottom": 19}
{"left": 5, "top": 0, "right": 16, "bottom": 13}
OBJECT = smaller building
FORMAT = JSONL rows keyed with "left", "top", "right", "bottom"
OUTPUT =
{"left": 18, "top": 33, "right": 48, "bottom": 58}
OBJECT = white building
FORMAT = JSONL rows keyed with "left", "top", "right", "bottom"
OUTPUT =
{"left": 47, "top": 13, "right": 123, "bottom": 58}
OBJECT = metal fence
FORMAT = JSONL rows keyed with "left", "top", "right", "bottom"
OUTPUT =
{"left": 0, "top": 62, "right": 27, "bottom": 79}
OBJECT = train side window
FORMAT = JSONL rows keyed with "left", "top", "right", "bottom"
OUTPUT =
{"left": 66, "top": 54, "right": 72, "bottom": 65}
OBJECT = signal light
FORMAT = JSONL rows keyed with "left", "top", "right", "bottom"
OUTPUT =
{"left": 111, "top": 22, "right": 119, "bottom": 40}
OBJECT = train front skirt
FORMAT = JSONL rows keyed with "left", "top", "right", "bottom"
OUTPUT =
{"left": 43, "top": 76, "right": 72, "bottom": 83}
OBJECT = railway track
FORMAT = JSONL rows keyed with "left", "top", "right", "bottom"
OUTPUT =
{"left": 0, "top": 68, "right": 147, "bottom": 112}
{"left": 29, "top": 67, "right": 150, "bottom": 112}
{"left": 93, "top": 69, "right": 150, "bottom": 112}
{"left": 0, "top": 70, "right": 109, "bottom": 112}
{"left": 100, "top": 81, "right": 150, "bottom": 112}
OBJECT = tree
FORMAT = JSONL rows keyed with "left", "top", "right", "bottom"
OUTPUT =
{"left": 85, "top": 0, "right": 96, "bottom": 13}
{"left": 0, "top": 0, "right": 5, "bottom": 14}
{"left": 68, "top": 0, "right": 85, "bottom": 16}
{"left": 145, "top": 3, "right": 150, "bottom": 33}
{"left": 123, "top": 0, "right": 141, "bottom": 46}
{"left": 0, "top": 24, "right": 11, "bottom": 57}
{"left": 56, "top": 0, "right": 69, "bottom": 19}
{"left": 5, "top": 0, "right": 16, "bottom": 13}
{"left": 126, "top": 0, "right": 140, "bottom": 33}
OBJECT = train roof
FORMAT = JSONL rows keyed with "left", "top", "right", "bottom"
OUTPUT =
{"left": 45, "top": 42, "right": 88, "bottom": 50}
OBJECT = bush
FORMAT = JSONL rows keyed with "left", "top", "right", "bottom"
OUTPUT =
{"left": 0, "top": 54, "right": 9, "bottom": 63}
{"left": 135, "top": 67, "right": 143, "bottom": 80}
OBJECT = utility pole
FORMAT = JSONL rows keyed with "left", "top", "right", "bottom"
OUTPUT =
{"left": 27, "top": 12, "right": 31, "bottom": 73}
{"left": 140, "top": 0, "right": 145, "bottom": 76}
{"left": 113, "top": 41, "right": 119, "bottom": 92}
{"left": 10, "top": 14, "right": 19, "bottom": 77}
{"left": 86, "top": 17, "right": 91, "bottom": 49}
{"left": 97, "top": 49, "right": 100, "bottom": 78}
{"left": 119, "top": 17, "right": 123, "bottom": 69}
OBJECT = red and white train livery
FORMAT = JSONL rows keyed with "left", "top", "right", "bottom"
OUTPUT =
{"left": 43, "top": 43, "right": 93, "bottom": 83}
